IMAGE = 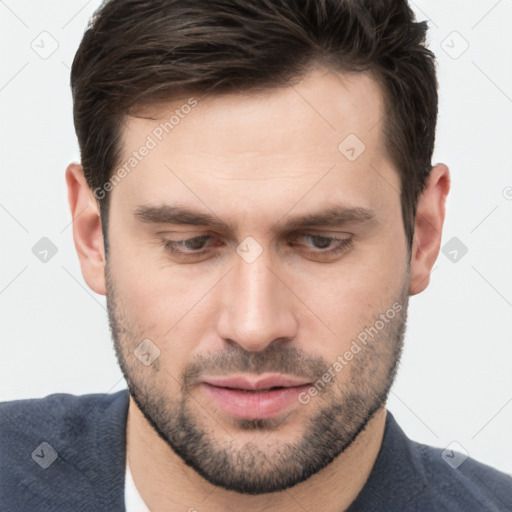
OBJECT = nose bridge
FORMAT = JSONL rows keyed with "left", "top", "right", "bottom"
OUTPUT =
{"left": 217, "top": 246, "right": 297, "bottom": 351}
{"left": 236, "top": 251, "right": 276, "bottom": 320}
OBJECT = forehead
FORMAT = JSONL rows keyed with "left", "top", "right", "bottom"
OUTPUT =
{"left": 111, "top": 66, "right": 397, "bottom": 220}
{"left": 123, "top": 66, "right": 387, "bottom": 155}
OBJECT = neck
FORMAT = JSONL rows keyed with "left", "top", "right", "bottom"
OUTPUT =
{"left": 126, "top": 397, "right": 386, "bottom": 512}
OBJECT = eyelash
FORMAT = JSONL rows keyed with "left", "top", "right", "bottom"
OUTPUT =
{"left": 160, "top": 233, "right": 353, "bottom": 259}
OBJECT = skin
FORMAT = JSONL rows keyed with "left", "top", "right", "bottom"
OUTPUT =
{"left": 66, "top": 65, "right": 450, "bottom": 511}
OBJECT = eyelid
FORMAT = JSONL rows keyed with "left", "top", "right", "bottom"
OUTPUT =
{"left": 160, "top": 234, "right": 215, "bottom": 254}
{"left": 288, "top": 230, "right": 352, "bottom": 238}
{"left": 289, "top": 233, "right": 353, "bottom": 254}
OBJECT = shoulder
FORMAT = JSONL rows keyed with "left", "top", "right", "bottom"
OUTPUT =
{"left": 0, "top": 387, "right": 127, "bottom": 416}
{"left": 0, "top": 389, "right": 129, "bottom": 512}
{"left": 0, "top": 389, "right": 128, "bottom": 444}
{"left": 351, "top": 411, "right": 512, "bottom": 512}
{"left": 409, "top": 438, "right": 512, "bottom": 511}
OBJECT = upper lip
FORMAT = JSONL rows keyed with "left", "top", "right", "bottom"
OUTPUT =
{"left": 203, "top": 374, "right": 311, "bottom": 391}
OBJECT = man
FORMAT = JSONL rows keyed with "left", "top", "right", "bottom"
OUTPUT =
{"left": 1, "top": 0, "right": 511, "bottom": 510}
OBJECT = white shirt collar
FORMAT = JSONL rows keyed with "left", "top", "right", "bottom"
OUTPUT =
{"left": 125, "top": 458, "right": 151, "bottom": 512}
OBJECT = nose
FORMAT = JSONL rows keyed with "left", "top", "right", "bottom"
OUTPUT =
{"left": 216, "top": 248, "right": 299, "bottom": 352}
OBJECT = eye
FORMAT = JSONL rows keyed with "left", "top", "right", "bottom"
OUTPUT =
{"left": 161, "top": 235, "right": 215, "bottom": 255}
{"left": 289, "top": 233, "right": 353, "bottom": 257}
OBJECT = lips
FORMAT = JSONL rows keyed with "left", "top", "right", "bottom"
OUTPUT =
{"left": 203, "top": 374, "right": 311, "bottom": 391}
{"left": 201, "top": 374, "right": 312, "bottom": 419}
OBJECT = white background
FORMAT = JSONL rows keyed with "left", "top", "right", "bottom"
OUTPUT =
{"left": 1, "top": 0, "right": 511, "bottom": 476}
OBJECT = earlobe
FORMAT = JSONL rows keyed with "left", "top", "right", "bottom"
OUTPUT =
{"left": 409, "top": 164, "right": 450, "bottom": 296}
{"left": 65, "top": 163, "right": 107, "bottom": 295}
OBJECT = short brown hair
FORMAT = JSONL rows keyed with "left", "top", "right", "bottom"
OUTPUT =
{"left": 70, "top": 0, "right": 438, "bottom": 251}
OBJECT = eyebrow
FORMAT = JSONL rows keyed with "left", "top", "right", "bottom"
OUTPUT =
{"left": 132, "top": 203, "right": 376, "bottom": 234}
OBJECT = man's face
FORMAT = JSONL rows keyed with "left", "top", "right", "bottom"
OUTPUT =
{"left": 105, "top": 67, "right": 411, "bottom": 494}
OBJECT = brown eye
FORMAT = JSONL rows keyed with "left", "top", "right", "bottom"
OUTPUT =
{"left": 162, "top": 235, "right": 212, "bottom": 254}
{"left": 307, "top": 235, "right": 336, "bottom": 250}
{"left": 289, "top": 233, "right": 353, "bottom": 258}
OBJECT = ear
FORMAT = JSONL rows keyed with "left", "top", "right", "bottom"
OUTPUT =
{"left": 409, "top": 164, "right": 450, "bottom": 296}
{"left": 65, "top": 163, "right": 107, "bottom": 295}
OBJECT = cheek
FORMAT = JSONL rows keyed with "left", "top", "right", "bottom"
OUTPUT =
{"left": 298, "top": 240, "right": 406, "bottom": 348}
{"left": 106, "top": 247, "right": 176, "bottom": 349}
{"left": 107, "top": 243, "right": 214, "bottom": 369}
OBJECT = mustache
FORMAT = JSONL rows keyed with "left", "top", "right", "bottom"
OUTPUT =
{"left": 182, "top": 342, "right": 329, "bottom": 391}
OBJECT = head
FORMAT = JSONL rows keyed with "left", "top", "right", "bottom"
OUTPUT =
{"left": 66, "top": 0, "right": 449, "bottom": 495}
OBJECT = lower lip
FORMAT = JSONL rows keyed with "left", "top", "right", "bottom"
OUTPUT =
{"left": 201, "top": 383, "right": 311, "bottom": 419}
